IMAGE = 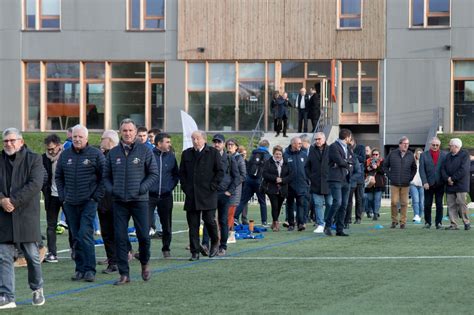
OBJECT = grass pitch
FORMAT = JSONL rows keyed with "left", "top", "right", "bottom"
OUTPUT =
{"left": 10, "top": 204, "right": 474, "bottom": 314}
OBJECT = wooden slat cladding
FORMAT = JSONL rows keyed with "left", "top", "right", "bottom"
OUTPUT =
{"left": 178, "top": 0, "right": 385, "bottom": 60}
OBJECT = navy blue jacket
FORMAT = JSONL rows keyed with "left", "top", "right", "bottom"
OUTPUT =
{"left": 104, "top": 141, "right": 159, "bottom": 202}
{"left": 217, "top": 151, "right": 240, "bottom": 194}
{"left": 283, "top": 145, "right": 309, "bottom": 195}
{"left": 245, "top": 147, "right": 271, "bottom": 183}
{"left": 305, "top": 144, "right": 330, "bottom": 195}
{"left": 274, "top": 97, "right": 292, "bottom": 119}
{"left": 441, "top": 149, "right": 470, "bottom": 193}
{"left": 419, "top": 149, "right": 447, "bottom": 187}
{"left": 383, "top": 149, "right": 416, "bottom": 187}
{"left": 327, "top": 140, "right": 353, "bottom": 183}
{"left": 149, "top": 148, "right": 179, "bottom": 197}
{"left": 56, "top": 144, "right": 105, "bottom": 205}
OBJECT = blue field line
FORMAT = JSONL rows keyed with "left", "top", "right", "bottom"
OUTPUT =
{"left": 17, "top": 234, "right": 319, "bottom": 305}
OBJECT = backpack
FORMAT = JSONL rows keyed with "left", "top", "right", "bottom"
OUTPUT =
{"left": 248, "top": 151, "right": 266, "bottom": 179}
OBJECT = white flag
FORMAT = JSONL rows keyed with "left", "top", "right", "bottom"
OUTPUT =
{"left": 180, "top": 110, "right": 198, "bottom": 151}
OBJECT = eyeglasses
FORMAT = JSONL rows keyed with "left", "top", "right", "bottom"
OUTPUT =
{"left": 400, "top": 142, "right": 409, "bottom": 145}
{"left": 372, "top": 153, "right": 379, "bottom": 156}
{"left": 315, "top": 138, "right": 322, "bottom": 140}
{"left": 46, "top": 146, "right": 59, "bottom": 152}
{"left": 3, "top": 139, "right": 18, "bottom": 144}
{"left": 431, "top": 144, "right": 440, "bottom": 147}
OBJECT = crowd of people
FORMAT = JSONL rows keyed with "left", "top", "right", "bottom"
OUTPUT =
{"left": 1, "top": 119, "right": 473, "bottom": 309}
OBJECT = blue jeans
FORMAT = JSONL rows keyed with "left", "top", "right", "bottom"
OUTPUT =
{"left": 312, "top": 193, "right": 332, "bottom": 226}
{"left": 63, "top": 200, "right": 98, "bottom": 274}
{"left": 235, "top": 178, "right": 267, "bottom": 224}
{"left": 325, "top": 181, "right": 350, "bottom": 233}
{"left": 410, "top": 184, "right": 425, "bottom": 217}
{"left": 203, "top": 192, "right": 230, "bottom": 250}
{"left": 286, "top": 187, "right": 307, "bottom": 226}
{"left": 0, "top": 242, "right": 43, "bottom": 300}
{"left": 366, "top": 190, "right": 382, "bottom": 215}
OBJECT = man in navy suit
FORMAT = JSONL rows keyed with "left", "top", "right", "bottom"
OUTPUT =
{"left": 324, "top": 129, "right": 354, "bottom": 236}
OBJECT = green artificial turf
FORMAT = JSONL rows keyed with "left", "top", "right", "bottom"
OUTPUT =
{"left": 9, "top": 204, "right": 474, "bottom": 314}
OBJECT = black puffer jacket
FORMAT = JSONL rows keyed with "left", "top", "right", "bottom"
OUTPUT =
{"left": 104, "top": 142, "right": 159, "bottom": 202}
{"left": 56, "top": 144, "right": 105, "bottom": 205}
{"left": 383, "top": 148, "right": 416, "bottom": 187}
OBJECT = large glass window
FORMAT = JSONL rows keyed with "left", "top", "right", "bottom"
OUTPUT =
{"left": 410, "top": 0, "right": 450, "bottom": 28}
{"left": 187, "top": 63, "right": 206, "bottom": 129}
{"left": 150, "top": 63, "right": 165, "bottom": 129}
{"left": 338, "top": 0, "right": 362, "bottom": 29}
{"left": 454, "top": 61, "right": 474, "bottom": 131}
{"left": 85, "top": 63, "right": 105, "bottom": 130}
{"left": 341, "top": 60, "right": 378, "bottom": 115}
{"left": 209, "top": 63, "right": 236, "bottom": 131}
{"left": 128, "top": 0, "right": 165, "bottom": 30}
{"left": 24, "top": 0, "right": 60, "bottom": 30}
{"left": 25, "top": 62, "right": 41, "bottom": 130}
{"left": 282, "top": 62, "right": 305, "bottom": 78}
{"left": 239, "top": 63, "right": 265, "bottom": 131}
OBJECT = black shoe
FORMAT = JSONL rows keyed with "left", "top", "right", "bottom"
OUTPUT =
{"left": 209, "top": 243, "right": 219, "bottom": 258}
{"left": 297, "top": 224, "right": 305, "bottom": 231}
{"left": 372, "top": 215, "right": 378, "bottom": 221}
{"left": 162, "top": 251, "right": 171, "bottom": 258}
{"left": 367, "top": 213, "right": 372, "bottom": 218}
{"left": 199, "top": 245, "right": 209, "bottom": 257}
{"left": 102, "top": 264, "right": 118, "bottom": 274}
{"left": 464, "top": 224, "right": 471, "bottom": 231}
{"left": 71, "top": 271, "right": 84, "bottom": 281}
{"left": 445, "top": 226, "right": 459, "bottom": 230}
{"left": 113, "top": 275, "right": 130, "bottom": 285}
{"left": 83, "top": 271, "right": 95, "bottom": 282}
{"left": 282, "top": 222, "right": 290, "bottom": 228}
{"left": 287, "top": 225, "right": 295, "bottom": 232}
{"left": 275, "top": 133, "right": 279, "bottom": 137}
{"left": 390, "top": 222, "right": 397, "bottom": 229}
{"left": 354, "top": 219, "right": 361, "bottom": 224}
{"left": 324, "top": 227, "right": 332, "bottom": 236}
{"left": 436, "top": 223, "right": 443, "bottom": 230}
{"left": 189, "top": 253, "right": 199, "bottom": 261}
{"left": 423, "top": 223, "right": 431, "bottom": 229}
{"left": 336, "top": 232, "right": 349, "bottom": 236}
{"left": 400, "top": 224, "right": 406, "bottom": 229}
{"left": 283, "top": 134, "right": 288, "bottom": 137}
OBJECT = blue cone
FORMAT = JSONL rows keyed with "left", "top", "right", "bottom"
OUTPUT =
{"left": 374, "top": 224, "right": 384, "bottom": 229}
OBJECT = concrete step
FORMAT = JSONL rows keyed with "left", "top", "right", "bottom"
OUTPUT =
{"left": 261, "top": 132, "right": 308, "bottom": 149}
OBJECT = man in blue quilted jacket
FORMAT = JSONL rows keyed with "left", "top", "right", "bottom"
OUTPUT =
{"left": 103, "top": 118, "right": 159, "bottom": 285}
{"left": 56, "top": 124, "right": 105, "bottom": 283}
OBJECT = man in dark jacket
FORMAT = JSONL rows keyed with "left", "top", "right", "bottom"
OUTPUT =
{"left": 296, "top": 88, "right": 309, "bottom": 133}
{"left": 284, "top": 137, "right": 310, "bottom": 231}
{"left": 201, "top": 134, "right": 239, "bottom": 256}
{"left": 346, "top": 138, "right": 366, "bottom": 225}
{"left": 324, "top": 128, "right": 354, "bottom": 236}
{"left": 305, "top": 132, "right": 332, "bottom": 233}
{"left": 441, "top": 138, "right": 471, "bottom": 230}
{"left": 307, "top": 87, "right": 321, "bottom": 132}
{"left": 0, "top": 128, "right": 45, "bottom": 308}
{"left": 383, "top": 136, "right": 417, "bottom": 229}
{"left": 41, "top": 134, "right": 63, "bottom": 263}
{"left": 419, "top": 136, "right": 446, "bottom": 229}
{"left": 149, "top": 133, "right": 179, "bottom": 258}
{"left": 103, "top": 118, "right": 159, "bottom": 285}
{"left": 56, "top": 125, "right": 105, "bottom": 283}
{"left": 179, "top": 130, "right": 224, "bottom": 261}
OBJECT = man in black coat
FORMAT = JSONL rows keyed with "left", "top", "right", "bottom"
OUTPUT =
{"left": 179, "top": 130, "right": 224, "bottom": 261}
{"left": 296, "top": 88, "right": 310, "bottom": 133}
{"left": 305, "top": 132, "right": 332, "bottom": 233}
{"left": 324, "top": 128, "right": 354, "bottom": 237}
{"left": 307, "top": 87, "right": 321, "bottom": 132}
{"left": 383, "top": 136, "right": 417, "bottom": 229}
{"left": 56, "top": 125, "right": 105, "bottom": 283}
{"left": 441, "top": 138, "right": 471, "bottom": 230}
{"left": 0, "top": 128, "right": 45, "bottom": 308}
{"left": 103, "top": 119, "right": 159, "bottom": 285}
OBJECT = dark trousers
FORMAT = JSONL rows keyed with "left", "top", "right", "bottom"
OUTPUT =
{"left": 310, "top": 118, "right": 318, "bottom": 132}
{"left": 345, "top": 183, "right": 364, "bottom": 223}
{"left": 45, "top": 196, "right": 62, "bottom": 256}
{"left": 63, "top": 200, "right": 97, "bottom": 274}
{"left": 235, "top": 178, "right": 268, "bottom": 224}
{"left": 203, "top": 192, "right": 230, "bottom": 250}
{"left": 424, "top": 184, "right": 445, "bottom": 226}
{"left": 187, "top": 209, "right": 219, "bottom": 255}
{"left": 326, "top": 181, "right": 351, "bottom": 233}
{"left": 286, "top": 187, "right": 307, "bottom": 226}
{"left": 98, "top": 208, "right": 116, "bottom": 265}
{"left": 114, "top": 201, "right": 150, "bottom": 277}
{"left": 149, "top": 194, "right": 173, "bottom": 252}
{"left": 267, "top": 194, "right": 285, "bottom": 222}
{"left": 276, "top": 117, "right": 288, "bottom": 135}
{"left": 297, "top": 109, "right": 308, "bottom": 133}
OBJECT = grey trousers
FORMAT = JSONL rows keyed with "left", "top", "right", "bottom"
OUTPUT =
{"left": 0, "top": 242, "right": 43, "bottom": 300}
{"left": 446, "top": 192, "right": 470, "bottom": 227}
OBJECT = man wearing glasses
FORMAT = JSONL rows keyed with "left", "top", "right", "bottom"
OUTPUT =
{"left": 383, "top": 136, "right": 417, "bottom": 229}
{"left": 0, "top": 128, "right": 45, "bottom": 309}
{"left": 419, "top": 137, "right": 447, "bottom": 229}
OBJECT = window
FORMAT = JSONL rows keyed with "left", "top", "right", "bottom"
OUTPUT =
{"left": 187, "top": 63, "right": 206, "bottom": 129}
{"left": 238, "top": 63, "right": 265, "bottom": 131}
{"left": 453, "top": 61, "right": 474, "bottom": 131}
{"left": 150, "top": 63, "right": 165, "bottom": 129}
{"left": 25, "top": 62, "right": 41, "bottom": 129}
{"left": 410, "top": 0, "right": 450, "bottom": 28}
{"left": 23, "top": 0, "right": 61, "bottom": 30}
{"left": 338, "top": 0, "right": 362, "bottom": 29}
{"left": 128, "top": 0, "right": 165, "bottom": 30}
{"left": 209, "top": 63, "right": 236, "bottom": 131}
{"left": 85, "top": 63, "right": 105, "bottom": 130}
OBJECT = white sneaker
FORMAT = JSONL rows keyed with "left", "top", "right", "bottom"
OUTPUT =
{"left": 149, "top": 228, "right": 156, "bottom": 237}
{"left": 313, "top": 225, "right": 325, "bottom": 234}
{"left": 413, "top": 215, "right": 420, "bottom": 222}
{"left": 0, "top": 295, "right": 16, "bottom": 309}
{"left": 227, "top": 231, "right": 236, "bottom": 244}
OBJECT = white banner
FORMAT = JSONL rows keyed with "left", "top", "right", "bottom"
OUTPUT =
{"left": 180, "top": 110, "right": 198, "bottom": 151}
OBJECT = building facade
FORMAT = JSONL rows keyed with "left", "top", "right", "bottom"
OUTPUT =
{"left": 0, "top": 0, "right": 471, "bottom": 150}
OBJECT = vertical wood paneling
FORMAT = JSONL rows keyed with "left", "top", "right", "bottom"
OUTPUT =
{"left": 178, "top": 0, "right": 385, "bottom": 60}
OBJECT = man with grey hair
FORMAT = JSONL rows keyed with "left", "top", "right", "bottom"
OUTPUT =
{"left": 419, "top": 136, "right": 446, "bottom": 229}
{"left": 383, "top": 136, "right": 417, "bottom": 229}
{"left": 56, "top": 124, "right": 105, "bottom": 282}
{"left": 0, "top": 128, "right": 45, "bottom": 308}
{"left": 441, "top": 138, "right": 471, "bottom": 230}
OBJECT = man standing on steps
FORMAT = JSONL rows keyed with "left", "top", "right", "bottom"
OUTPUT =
{"left": 307, "top": 87, "right": 321, "bottom": 132}
{"left": 296, "top": 88, "right": 309, "bottom": 133}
